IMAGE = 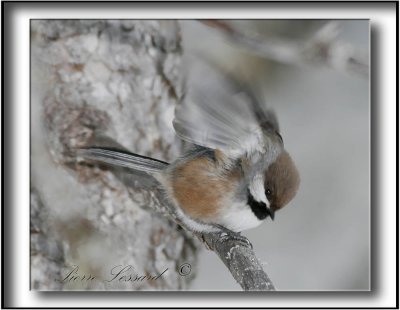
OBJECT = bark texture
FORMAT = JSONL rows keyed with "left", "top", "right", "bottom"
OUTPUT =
{"left": 30, "top": 20, "right": 198, "bottom": 291}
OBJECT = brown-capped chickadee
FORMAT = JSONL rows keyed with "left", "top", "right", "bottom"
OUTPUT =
{"left": 78, "top": 60, "right": 300, "bottom": 234}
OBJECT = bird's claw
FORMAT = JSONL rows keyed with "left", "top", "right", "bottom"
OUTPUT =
{"left": 214, "top": 225, "right": 253, "bottom": 249}
{"left": 218, "top": 233, "right": 253, "bottom": 249}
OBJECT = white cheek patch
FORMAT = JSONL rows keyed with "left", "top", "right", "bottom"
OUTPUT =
{"left": 249, "top": 174, "right": 269, "bottom": 207}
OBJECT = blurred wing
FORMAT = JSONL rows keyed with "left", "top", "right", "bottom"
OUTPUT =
{"left": 173, "top": 58, "right": 280, "bottom": 158}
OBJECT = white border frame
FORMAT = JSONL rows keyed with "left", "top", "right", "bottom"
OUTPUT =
{"left": 3, "top": 2, "right": 397, "bottom": 308}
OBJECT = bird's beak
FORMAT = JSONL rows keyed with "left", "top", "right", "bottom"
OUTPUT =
{"left": 266, "top": 208, "right": 275, "bottom": 221}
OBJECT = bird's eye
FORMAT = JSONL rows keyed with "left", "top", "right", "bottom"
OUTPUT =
{"left": 265, "top": 189, "right": 272, "bottom": 198}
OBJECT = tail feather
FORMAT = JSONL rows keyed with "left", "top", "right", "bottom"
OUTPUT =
{"left": 77, "top": 147, "right": 169, "bottom": 174}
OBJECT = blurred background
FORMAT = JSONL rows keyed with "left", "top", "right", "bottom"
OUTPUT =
{"left": 181, "top": 20, "right": 370, "bottom": 290}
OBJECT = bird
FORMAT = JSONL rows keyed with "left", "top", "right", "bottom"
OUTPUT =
{"left": 77, "top": 59, "right": 300, "bottom": 239}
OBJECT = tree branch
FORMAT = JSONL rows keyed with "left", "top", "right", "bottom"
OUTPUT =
{"left": 202, "top": 20, "right": 368, "bottom": 78}
{"left": 201, "top": 233, "right": 275, "bottom": 291}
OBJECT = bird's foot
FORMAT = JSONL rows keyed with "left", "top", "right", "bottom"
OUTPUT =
{"left": 214, "top": 225, "right": 253, "bottom": 249}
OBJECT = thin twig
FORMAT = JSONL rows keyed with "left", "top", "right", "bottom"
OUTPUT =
{"left": 201, "top": 232, "right": 275, "bottom": 291}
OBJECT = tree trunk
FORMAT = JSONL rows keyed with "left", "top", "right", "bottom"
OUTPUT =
{"left": 30, "top": 20, "right": 199, "bottom": 291}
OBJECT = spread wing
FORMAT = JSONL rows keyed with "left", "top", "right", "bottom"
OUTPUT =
{"left": 173, "top": 58, "right": 280, "bottom": 158}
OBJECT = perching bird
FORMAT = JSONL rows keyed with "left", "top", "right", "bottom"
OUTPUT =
{"left": 77, "top": 59, "right": 300, "bottom": 236}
